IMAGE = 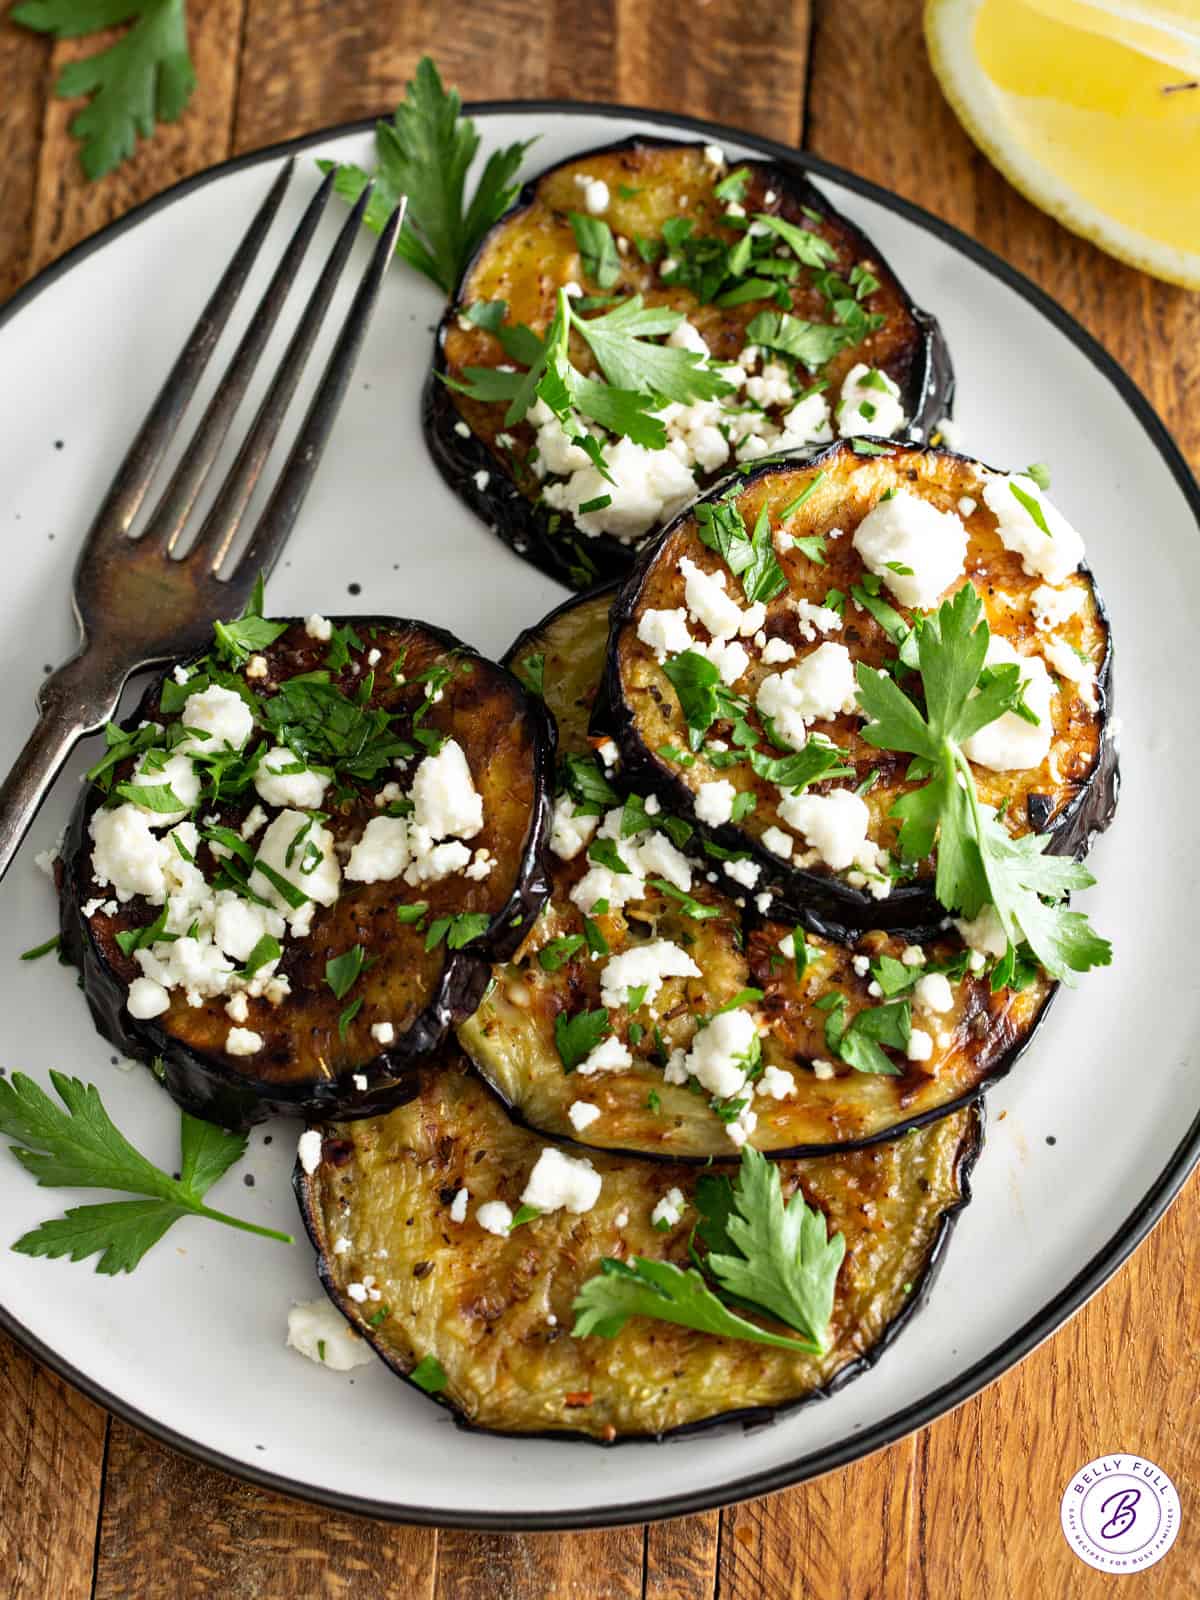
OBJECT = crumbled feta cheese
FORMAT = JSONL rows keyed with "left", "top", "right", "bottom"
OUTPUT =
{"left": 791, "top": 597, "right": 843, "bottom": 642}
{"left": 685, "top": 1008, "right": 757, "bottom": 1097}
{"left": 1041, "top": 635, "right": 1097, "bottom": 707}
{"left": 305, "top": 614, "right": 332, "bottom": 642}
{"left": 476, "top": 1201, "right": 513, "bottom": 1235}
{"left": 346, "top": 1282, "right": 369, "bottom": 1303}
{"left": 286, "top": 1299, "right": 372, "bottom": 1370}
{"left": 465, "top": 848, "right": 495, "bottom": 881}
{"left": 125, "top": 751, "right": 200, "bottom": 825}
{"left": 542, "top": 434, "right": 696, "bottom": 542}
{"left": 454, "top": 420, "right": 470, "bottom": 438}
{"left": 981, "top": 474, "right": 1085, "bottom": 583}
{"left": 597, "top": 740, "right": 619, "bottom": 769}
{"left": 852, "top": 954, "right": 870, "bottom": 976}
{"left": 761, "top": 636, "right": 796, "bottom": 665}
{"left": 225, "top": 991, "right": 249, "bottom": 1023}
{"left": 701, "top": 636, "right": 750, "bottom": 685}
{"left": 723, "top": 857, "right": 760, "bottom": 889}
{"left": 239, "top": 804, "right": 268, "bottom": 840}
{"left": 756, "top": 643, "right": 857, "bottom": 743}
{"left": 836, "top": 364, "right": 906, "bottom": 437}
{"left": 680, "top": 557, "right": 745, "bottom": 639}
{"left": 371, "top": 1021, "right": 395, "bottom": 1045}
{"left": 1030, "top": 582, "right": 1085, "bottom": 631}
{"left": 90, "top": 803, "right": 171, "bottom": 903}
{"left": 244, "top": 654, "right": 269, "bottom": 681}
{"left": 695, "top": 779, "right": 737, "bottom": 827}
{"left": 573, "top": 172, "right": 610, "bottom": 214}
{"left": 568, "top": 1100, "right": 602, "bottom": 1132}
{"left": 297, "top": 1129, "right": 323, "bottom": 1174}
{"left": 577, "top": 1034, "right": 634, "bottom": 1076}
{"left": 254, "top": 746, "right": 331, "bottom": 810}
{"left": 411, "top": 739, "right": 483, "bottom": 840}
{"left": 703, "top": 143, "right": 725, "bottom": 167}
{"left": 550, "top": 794, "right": 598, "bottom": 861}
{"left": 126, "top": 976, "right": 170, "bottom": 1019}
{"left": 599, "top": 939, "right": 700, "bottom": 1009}
{"left": 403, "top": 832, "right": 471, "bottom": 886}
{"left": 637, "top": 607, "right": 694, "bottom": 661}
{"left": 176, "top": 685, "right": 254, "bottom": 760}
{"left": 901, "top": 944, "right": 926, "bottom": 966}
{"left": 521, "top": 1147, "right": 602, "bottom": 1214}
{"left": 449, "top": 1187, "right": 469, "bottom": 1223}
{"left": 754, "top": 890, "right": 773, "bottom": 914}
{"left": 762, "top": 825, "right": 793, "bottom": 860}
{"left": 651, "top": 1187, "right": 686, "bottom": 1228}
{"left": 960, "top": 637, "right": 1054, "bottom": 772}
{"left": 344, "top": 816, "right": 410, "bottom": 883}
{"left": 473, "top": 469, "right": 490, "bottom": 491}
{"left": 811, "top": 1058, "right": 835, "bottom": 1080}
{"left": 906, "top": 1027, "right": 934, "bottom": 1062}
{"left": 250, "top": 809, "right": 341, "bottom": 920}
{"left": 780, "top": 788, "right": 872, "bottom": 872}
{"left": 914, "top": 972, "right": 954, "bottom": 1013}
{"left": 756, "top": 1064, "right": 796, "bottom": 1100}
{"left": 213, "top": 893, "right": 284, "bottom": 964}
{"left": 853, "top": 491, "right": 968, "bottom": 609}
{"left": 954, "top": 903, "right": 1008, "bottom": 958}
{"left": 226, "top": 1026, "right": 264, "bottom": 1056}
{"left": 957, "top": 496, "right": 976, "bottom": 518}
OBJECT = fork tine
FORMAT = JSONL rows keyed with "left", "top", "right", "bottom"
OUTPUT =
{"left": 74, "top": 159, "right": 294, "bottom": 562}
{"left": 183, "top": 181, "right": 385, "bottom": 575}
{"left": 140, "top": 165, "right": 337, "bottom": 553}
{"left": 226, "top": 197, "right": 408, "bottom": 585}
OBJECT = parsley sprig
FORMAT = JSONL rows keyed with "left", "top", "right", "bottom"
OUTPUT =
{"left": 572, "top": 1148, "right": 844, "bottom": 1354}
{"left": 0, "top": 1072, "right": 292, "bottom": 1275}
{"left": 12, "top": 0, "right": 195, "bottom": 180}
{"left": 319, "top": 57, "right": 533, "bottom": 295}
{"left": 856, "top": 583, "right": 1110, "bottom": 983}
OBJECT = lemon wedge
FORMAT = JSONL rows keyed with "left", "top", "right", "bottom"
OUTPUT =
{"left": 925, "top": 0, "right": 1200, "bottom": 287}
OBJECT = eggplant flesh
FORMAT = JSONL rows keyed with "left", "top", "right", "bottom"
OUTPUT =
{"left": 461, "top": 585, "right": 1055, "bottom": 1158}
{"left": 601, "top": 441, "right": 1117, "bottom": 937}
{"left": 427, "top": 137, "right": 954, "bottom": 591}
{"left": 61, "top": 617, "right": 553, "bottom": 1129}
{"left": 296, "top": 1056, "right": 981, "bottom": 1441}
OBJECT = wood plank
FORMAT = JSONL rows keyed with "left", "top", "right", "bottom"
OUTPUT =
{"left": 28, "top": 0, "right": 246, "bottom": 276}
{"left": 0, "top": 1331, "right": 107, "bottom": 1600}
{"left": 433, "top": 1527, "right": 643, "bottom": 1600}
{"left": 911, "top": 1188, "right": 1200, "bottom": 1599}
{"left": 614, "top": 0, "right": 811, "bottom": 147}
{"left": 719, "top": 1443, "right": 915, "bottom": 1600}
{"left": 0, "top": 16, "right": 49, "bottom": 301}
{"left": 93, "top": 1419, "right": 439, "bottom": 1600}
{"left": 645, "top": 1512, "right": 719, "bottom": 1599}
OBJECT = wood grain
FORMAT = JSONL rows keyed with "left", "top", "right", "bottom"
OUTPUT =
{"left": 1, "top": 2, "right": 1199, "bottom": 1597}
{"left": 28, "top": 0, "right": 246, "bottom": 277}
{"left": 0, "top": 15, "right": 49, "bottom": 301}
{"left": 0, "top": 1332, "right": 107, "bottom": 1600}
{"left": 93, "top": 1421, "right": 439, "bottom": 1600}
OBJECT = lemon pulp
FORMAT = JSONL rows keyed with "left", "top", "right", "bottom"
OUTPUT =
{"left": 972, "top": 0, "right": 1200, "bottom": 256}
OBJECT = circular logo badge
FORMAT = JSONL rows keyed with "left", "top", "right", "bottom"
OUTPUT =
{"left": 1061, "top": 1456, "right": 1181, "bottom": 1574}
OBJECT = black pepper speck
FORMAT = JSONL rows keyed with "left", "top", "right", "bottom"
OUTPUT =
{"left": 348, "top": 582, "right": 362, "bottom": 596}
{"left": 243, "top": 1173, "right": 255, "bottom": 1187}
{"left": 1045, "top": 1135, "right": 1057, "bottom": 1146}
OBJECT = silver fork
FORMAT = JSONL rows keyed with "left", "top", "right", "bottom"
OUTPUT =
{"left": 0, "top": 161, "right": 407, "bottom": 884}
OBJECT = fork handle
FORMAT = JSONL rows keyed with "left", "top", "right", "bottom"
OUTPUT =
{"left": 0, "top": 654, "right": 124, "bottom": 886}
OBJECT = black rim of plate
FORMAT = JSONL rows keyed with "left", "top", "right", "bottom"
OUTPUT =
{"left": 1, "top": 100, "right": 1197, "bottom": 1533}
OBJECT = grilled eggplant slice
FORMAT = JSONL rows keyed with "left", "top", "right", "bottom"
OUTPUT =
{"left": 600, "top": 440, "right": 1117, "bottom": 937}
{"left": 296, "top": 1055, "right": 980, "bottom": 1441}
{"left": 61, "top": 616, "right": 553, "bottom": 1129}
{"left": 427, "top": 136, "right": 954, "bottom": 590}
{"left": 456, "top": 587, "right": 1054, "bottom": 1158}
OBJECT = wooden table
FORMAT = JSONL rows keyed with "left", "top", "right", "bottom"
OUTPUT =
{"left": 1, "top": 3, "right": 1197, "bottom": 1595}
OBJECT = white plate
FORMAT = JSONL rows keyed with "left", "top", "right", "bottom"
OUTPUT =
{"left": 0, "top": 104, "right": 1196, "bottom": 1530}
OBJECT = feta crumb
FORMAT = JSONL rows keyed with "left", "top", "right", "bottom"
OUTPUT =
{"left": 600, "top": 939, "right": 700, "bottom": 1009}
{"left": 1030, "top": 582, "right": 1085, "bottom": 631}
{"left": 762, "top": 825, "right": 794, "bottom": 861}
{"left": 577, "top": 1034, "right": 634, "bottom": 1076}
{"left": 254, "top": 746, "right": 330, "bottom": 810}
{"left": 245, "top": 654, "right": 269, "bottom": 681}
{"left": 914, "top": 972, "right": 954, "bottom": 1013}
{"left": 305, "top": 614, "right": 332, "bottom": 642}
{"left": 476, "top": 1200, "right": 514, "bottom": 1235}
{"left": 901, "top": 944, "right": 926, "bottom": 966}
{"left": 811, "top": 1058, "right": 836, "bottom": 1080}
{"left": 954, "top": 903, "right": 1008, "bottom": 958}
{"left": 836, "top": 364, "right": 906, "bottom": 437}
{"left": 286, "top": 1299, "right": 372, "bottom": 1370}
{"left": 239, "top": 804, "right": 268, "bottom": 841}
{"left": 756, "top": 1064, "right": 796, "bottom": 1101}
{"left": 637, "top": 607, "right": 693, "bottom": 661}
{"left": 982, "top": 473, "right": 1085, "bottom": 583}
{"left": 449, "top": 1188, "right": 469, "bottom": 1223}
{"left": 852, "top": 954, "right": 870, "bottom": 976}
{"left": 371, "top": 1021, "right": 395, "bottom": 1045}
{"left": 473, "top": 469, "right": 490, "bottom": 492}
{"left": 685, "top": 1008, "right": 757, "bottom": 1097}
{"left": 780, "top": 788, "right": 872, "bottom": 872}
{"left": 761, "top": 636, "right": 796, "bottom": 665}
{"left": 454, "top": 420, "right": 470, "bottom": 438}
{"left": 723, "top": 856, "right": 760, "bottom": 889}
{"left": 695, "top": 779, "right": 737, "bottom": 827}
{"left": 176, "top": 684, "right": 254, "bottom": 757}
{"left": 756, "top": 642, "right": 857, "bottom": 742}
{"left": 960, "top": 637, "right": 1054, "bottom": 772}
{"left": 225, "top": 1026, "right": 263, "bottom": 1056}
{"left": 651, "top": 1187, "right": 686, "bottom": 1228}
{"left": 755, "top": 891, "right": 773, "bottom": 914}
{"left": 568, "top": 1100, "right": 602, "bottom": 1132}
{"left": 906, "top": 1027, "right": 934, "bottom": 1062}
{"left": 573, "top": 172, "right": 610, "bottom": 214}
{"left": 411, "top": 739, "right": 483, "bottom": 839}
{"left": 550, "top": 794, "right": 598, "bottom": 860}
{"left": 703, "top": 143, "right": 725, "bottom": 167}
{"left": 521, "top": 1147, "right": 602, "bottom": 1214}
{"left": 957, "top": 496, "right": 976, "bottom": 518}
{"left": 224, "top": 991, "right": 249, "bottom": 1024}
{"left": 127, "top": 976, "right": 170, "bottom": 1020}
{"left": 297, "top": 1129, "right": 323, "bottom": 1174}
{"left": 853, "top": 491, "right": 968, "bottom": 610}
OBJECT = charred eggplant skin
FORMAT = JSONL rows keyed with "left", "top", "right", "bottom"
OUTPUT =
{"left": 596, "top": 441, "right": 1118, "bottom": 940}
{"left": 426, "top": 135, "right": 955, "bottom": 591}
{"left": 60, "top": 616, "right": 555, "bottom": 1130}
{"left": 294, "top": 1058, "right": 982, "bottom": 1443}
